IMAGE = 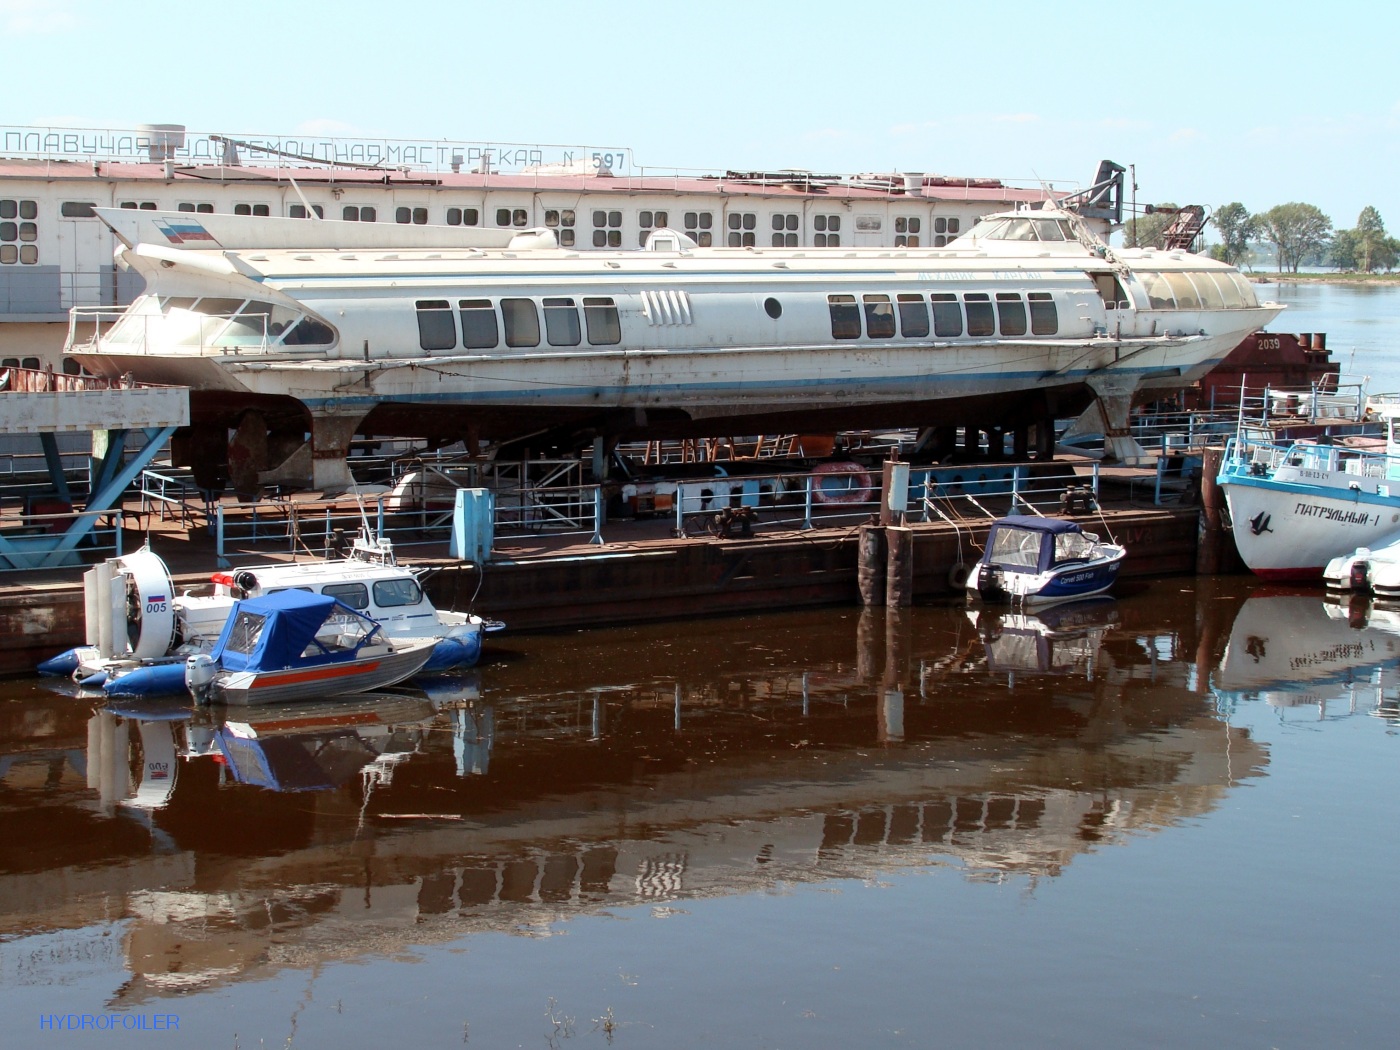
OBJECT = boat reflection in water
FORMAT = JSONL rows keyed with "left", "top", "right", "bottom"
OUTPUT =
{"left": 1213, "top": 591, "right": 1400, "bottom": 723}
{"left": 0, "top": 593, "right": 1268, "bottom": 1004}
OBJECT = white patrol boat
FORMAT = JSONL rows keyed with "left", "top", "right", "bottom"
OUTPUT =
{"left": 64, "top": 203, "right": 1281, "bottom": 493}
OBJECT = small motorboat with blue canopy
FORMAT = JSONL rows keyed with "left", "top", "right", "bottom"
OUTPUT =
{"left": 184, "top": 589, "right": 437, "bottom": 706}
{"left": 965, "top": 515, "right": 1125, "bottom": 607}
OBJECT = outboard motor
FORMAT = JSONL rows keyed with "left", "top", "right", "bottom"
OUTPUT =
{"left": 185, "top": 653, "right": 216, "bottom": 705}
{"left": 1350, "top": 556, "right": 1372, "bottom": 594}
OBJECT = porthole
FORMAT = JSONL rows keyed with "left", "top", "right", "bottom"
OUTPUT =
{"left": 764, "top": 297, "right": 782, "bottom": 319}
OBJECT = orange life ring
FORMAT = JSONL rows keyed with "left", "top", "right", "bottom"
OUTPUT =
{"left": 811, "top": 462, "right": 872, "bottom": 504}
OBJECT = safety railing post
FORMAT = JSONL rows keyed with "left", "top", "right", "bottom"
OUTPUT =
{"left": 802, "top": 473, "right": 814, "bottom": 530}
{"left": 216, "top": 504, "right": 228, "bottom": 568}
{"left": 1091, "top": 461, "right": 1101, "bottom": 502}
{"left": 590, "top": 486, "right": 605, "bottom": 545}
{"left": 1011, "top": 465, "right": 1023, "bottom": 512}
{"left": 674, "top": 486, "right": 685, "bottom": 536}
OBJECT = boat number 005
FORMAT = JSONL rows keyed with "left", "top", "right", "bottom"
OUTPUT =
{"left": 145, "top": 600, "right": 167, "bottom": 614}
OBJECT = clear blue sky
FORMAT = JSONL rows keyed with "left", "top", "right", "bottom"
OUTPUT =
{"left": 5, "top": 0, "right": 1393, "bottom": 235}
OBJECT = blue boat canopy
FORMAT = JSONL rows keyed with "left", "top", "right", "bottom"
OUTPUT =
{"left": 211, "top": 589, "right": 385, "bottom": 672}
{"left": 982, "top": 516, "right": 1097, "bottom": 574}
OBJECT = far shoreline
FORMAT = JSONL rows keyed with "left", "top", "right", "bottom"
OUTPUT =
{"left": 1244, "top": 272, "right": 1400, "bottom": 285}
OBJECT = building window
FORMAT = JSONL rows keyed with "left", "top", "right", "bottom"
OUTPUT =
{"left": 1028, "top": 292, "right": 1058, "bottom": 335}
{"left": 683, "top": 211, "right": 713, "bottom": 247}
{"left": 396, "top": 206, "right": 428, "bottom": 225}
{"left": 863, "top": 294, "right": 896, "bottom": 338}
{"left": 544, "top": 208, "right": 575, "bottom": 247}
{"left": 495, "top": 207, "right": 528, "bottom": 228}
{"left": 897, "top": 294, "right": 929, "bottom": 337}
{"left": 0, "top": 201, "right": 36, "bottom": 265}
{"left": 828, "top": 294, "right": 860, "bottom": 340}
{"left": 342, "top": 206, "right": 377, "bottom": 222}
{"left": 964, "top": 293, "right": 994, "bottom": 337}
{"left": 814, "top": 214, "right": 841, "bottom": 247}
{"left": 894, "top": 216, "right": 921, "bottom": 247}
{"left": 543, "top": 297, "right": 582, "bottom": 346}
{"left": 446, "top": 206, "right": 481, "bottom": 227}
{"left": 290, "top": 204, "right": 325, "bottom": 219}
{"left": 60, "top": 202, "right": 97, "bottom": 218}
{"left": 501, "top": 298, "right": 540, "bottom": 347}
{"left": 233, "top": 203, "right": 270, "bottom": 216}
{"left": 458, "top": 299, "right": 499, "bottom": 349}
{"left": 995, "top": 292, "right": 1027, "bottom": 337}
{"left": 770, "top": 213, "right": 798, "bottom": 247}
{"left": 592, "top": 210, "right": 622, "bottom": 248}
{"left": 637, "top": 209, "right": 669, "bottom": 247}
{"left": 727, "top": 212, "right": 756, "bottom": 247}
{"left": 415, "top": 300, "right": 457, "bottom": 351}
{"left": 584, "top": 297, "right": 621, "bottom": 344}
{"left": 931, "top": 293, "right": 962, "bottom": 337}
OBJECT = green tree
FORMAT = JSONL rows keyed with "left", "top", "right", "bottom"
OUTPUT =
{"left": 1356, "top": 206, "right": 1387, "bottom": 272}
{"left": 1255, "top": 202, "right": 1333, "bottom": 273}
{"left": 1210, "top": 202, "right": 1257, "bottom": 266}
{"left": 1123, "top": 203, "right": 1178, "bottom": 248}
{"left": 1330, "top": 227, "right": 1360, "bottom": 270}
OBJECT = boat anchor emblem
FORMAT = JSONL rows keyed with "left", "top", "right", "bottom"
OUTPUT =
{"left": 1248, "top": 512, "right": 1273, "bottom": 536}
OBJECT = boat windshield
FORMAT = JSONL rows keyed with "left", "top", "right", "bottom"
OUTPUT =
{"left": 960, "top": 215, "right": 1078, "bottom": 243}
{"left": 1053, "top": 530, "right": 1097, "bottom": 563}
{"left": 988, "top": 526, "right": 1045, "bottom": 571}
{"left": 103, "top": 294, "right": 336, "bottom": 351}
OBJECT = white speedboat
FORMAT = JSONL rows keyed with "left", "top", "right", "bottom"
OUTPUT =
{"left": 1324, "top": 533, "right": 1400, "bottom": 599}
{"left": 964, "top": 515, "right": 1125, "bottom": 607}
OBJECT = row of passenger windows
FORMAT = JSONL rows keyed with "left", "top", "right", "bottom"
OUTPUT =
{"left": 827, "top": 292, "right": 1059, "bottom": 340}
{"left": 415, "top": 297, "right": 622, "bottom": 351}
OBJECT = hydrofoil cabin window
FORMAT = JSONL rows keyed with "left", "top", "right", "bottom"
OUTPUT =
{"left": 544, "top": 297, "right": 582, "bottom": 346}
{"left": 897, "top": 294, "right": 929, "bottom": 337}
{"left": 1230, "top": 272, "right": 1259, "bottom": 308}
{"left": 772, "top": 213, "right": 799, "bottom": 247}
{"left": 828, "top": 294, "right": 861, "bottom": 339}
{"left": 1210, "top": 271, "right": 1246, "bottom": 309}
{"left": 289, "top": 204, "right": 324, "bottom": 219}
{"left": 894, "top": 216, "right": 920, "bottom": 247}
{"left": 282, "top": 316, "right": 335, "bottom": 345}
{"left": 446, "top": 207, "right": 481, "bottom": 227}
{"left": 931, "top": 293, "right": 962, "bottom": 337}
{"left": 1028, "top": 292, "right": 1058, "bottom": 335}
{"left": 1163, "top": 272, "right": 1201, "bottom": 310}
{"left": 863, "top": 294, "right": 896, "bottom": 338}
{"left": 416, "top": 300, "right": 457, "bottom": 351}
{"left": 178, "top": 202, "right": 215, "bottom": 214}
{"left": 583, "top": 297, "right": 621, "bottom": 345}
{"left": 1091, "top": 273, "right": 1129, "bottom": 309}
{"left": 814, "top": 214, "right": 841, "bottom": 247}
{"left": 964, "top": 293, "right": 995, "bottom": 337}
{"left": 727, "top": 212, "right": 757, "bottom": 247}
{"left": 684, "top": 211, "right": 713, "bottom": 247}
{"left": 458, "top": 299, "right": 499, "bottom": 349}
{"left": 342, "top": 206, "right": 377, "bottom": 222}
{"left": 502, "top": 298, "right": 541, "bottom": 347}
{"left": 396, "top": 206, "right": 428, "bottom": 225}
{"left": 1193, "top": 271, "right": 1227, "bottom": 310}
{"left": 996, "top": 292, "right": 1027, "bottom": 337}
{"left": 216, "top": 300, "right": 302, "bottom": 347}
{"left": 1032, "top": 219, "right": 1067, "bottom": 241}
{"left": 932, "top": 215, "right": 960, "bottom": 247}
{"left": 1140, "top": 272, "right": 1174, "bottom": 309}
{"left": 497, "top": 208, "right": 528, "bottom": 228}
{"left": 60, "top": 202, "right": 96, "bottom": 218}
{"left": 121, "top": 200, "right": 159, "bottom": 210}
{"left": 233, "top": 203, "right": 270, "bottom": 216}
{"left": 593, "top": 210, "right": 622, "bottom": 247}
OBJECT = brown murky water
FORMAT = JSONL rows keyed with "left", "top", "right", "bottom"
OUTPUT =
{"left": 3, "top": 578, "right": 1400, "bottom": 1047}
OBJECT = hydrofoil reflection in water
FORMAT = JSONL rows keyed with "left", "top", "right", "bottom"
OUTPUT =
{"left": 0, "top": 589, "right": 1273, "bottom": 1006}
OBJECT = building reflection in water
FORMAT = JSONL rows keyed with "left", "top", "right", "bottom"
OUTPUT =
{"left": 0, "top": 583, "right": 1317, "bottom": 1005}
